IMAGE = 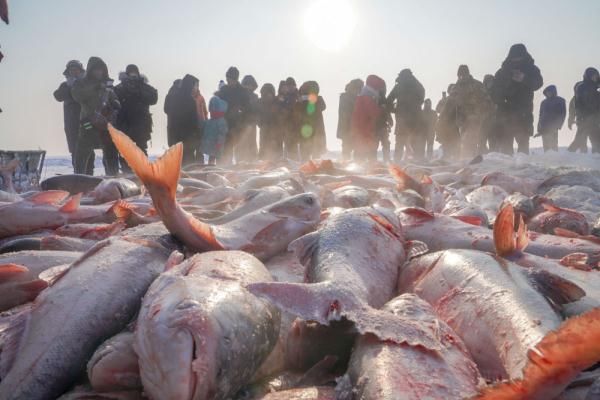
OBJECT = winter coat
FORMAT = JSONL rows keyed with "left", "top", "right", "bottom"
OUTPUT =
{"left": 491, "top": 46, "right": 543, "bottom": 118}
{"left": 201, "top": 96, "right": 228, "bottom": 157}
{"left": 575, "top": 68, "right": 600, "bottom": 122}
{"left": 53, "top": 79, "right": 82, "bottom": 153}
{"left": 337, "top": 91, "right": 358, "bottom": 140}
{"left": 71, "top": 57, "right": 120, "bottom": 133}
{"left": 164, "top": 74, "right": 200, "bottom": 145}
{"left": 386, "top": 70, "right": 425, "bottom": 129}
{"left": 351, "top": 77, "right": 385, "bottom": 149}
{"left": 114, "top": 72, "right": 158, "bottom": 142}
{"left": 538, "top": 86, "right": 566, "bottom": 134}
{"left": 451, "top": 74, "right": 492, "bottom": 122}
{"left": 422, "top": 108, "right": 438, "bottom": 137}
{"left": 293, "top": 93, "right": 327, "bottom": 155}
{"left": 216, "top": 82, "right": 250, "bottom": 132}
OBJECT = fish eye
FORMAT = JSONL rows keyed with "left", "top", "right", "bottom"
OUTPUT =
{"left": 305, "top": 196, "right": 314, "bottom": 205}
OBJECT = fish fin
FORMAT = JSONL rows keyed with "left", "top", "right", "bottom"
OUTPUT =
{"left": 0, "top": 304, "right": 33, "bottom": 379}
{"left": 110, "top": 199, "right": 134, "bottom": 220}
{"left": 188, "top": 217, "right": 223, "bottom": 250}
{"left": 109, "top": 124, "right": 182, "bottom": 201}
{"left": 388, "top": 164, "right": 423, "bottom": 194}
{"left": 560, "top": 253, "right": 592, "bottom": 271}
{"left": 28, "top": 190, "right": 70, "bottom": 205}
{"left": 452, "top": 215, "right": 482, "bottom": 226}
{"left": 475, "top": 308, "right": 600, "bottom": 400}
{"left": 400, "top": 207, "right": 435, "bottom": 221}
{"left": 58, "top": 193, "right": 82, "bottom": 213}
{"left": 288, "top": 231, "right": 320, "bottom": 267}
{"left": 246, "top": 281, "right": 441, "bottom": 350}
{"left": 516, "top": 216, "right": 529, "bottom": 252}
{"left": 38, "top": 264, "right": 71, "bottom": 285}
{"left": 527, "top": 269, "right": 586, "bottom": 308}
{"left": 405, "top": 240, "right": 429, "bottom": 259}
{"left": 0, "top": 264, "right": 28, "bottom": 283}
{"left": 494, "top": 204, "right": 516, "bottom": 256}
{"left": 367, "top": 212, "right": 402, "bottom": 239}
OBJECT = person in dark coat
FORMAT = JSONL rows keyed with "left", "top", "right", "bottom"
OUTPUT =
{"left": 567, "top": 86, "right": 587, "bottom": 153}
{"left": 436, "top": 95, "right": 460, "bottom": 160}
{"left": 164, "top": 74, "right": 200, "bottom": 165}
{"left": 238, "top": 75, "right": 259, "bottom": 162}
{"left": 281, "top": 77, "right": 300, "bottom": 160}
{"left": 490, "top": 44, "right": 543, "bottom": 155}
{"left": 71, "top": 57, "right": 121, "bottom": 176}
{"left": 164, "top": 79, "right": 181, "bottom": 147}
{"left": 337, "top": 79, "right": 363, "bottom": 160}
{"left": 293, "top": 81, "right": 327, "bottom": 161}
{"left": 216, "top": 67, "right": 251, "bottom": 164}
{"left": 481, "top": 74, "right": 498, "bottom": 152}
{"left": 53, "top": 60, "right": 86, "bottom": 171}
{"left": 114, "top": 64, "right": 158, "bottom": 171}
{"left": 351, "top": 75, "right": 385, "bottom": 162}
{"left": 257, "top": 83, "right": 283, "bottom": 160}
{"left": 536, "top": 85, "right": 566, "bottom": 152}
{"left": 572, "top": 68, "right": 600, "bottom": 153}
{"left": 422, "top": 99, "right": 438, "bottom": 159}
{"left": 386, "top": 69, "right": 426, "bottom": 161}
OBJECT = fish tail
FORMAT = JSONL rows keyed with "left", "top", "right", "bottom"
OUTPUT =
{"left": 108, "top": 124, "right": 182, "bottom": 202}
{"left": 494, "top": 204, "right": 517, "bottom": 256}
{"left": 475, "top": 308, "right": 600, "bottom": 400}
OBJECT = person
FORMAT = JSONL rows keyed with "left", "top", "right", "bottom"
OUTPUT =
{"left": 257, "top": 83, "right": 283, "bottom": 160}
{"left": 293, "top": 81, "right": 327, "bottom": 161}
{"left": 435, "top": 91, "right": 447, "bottom": 114}
{"left": 200, "top": 90, "right": 228, "bottom": 165}
{"left": 386, "top": 69, "right": 425, "bottom": 161}
{"left": 490, "top": 43, "right": 543, "bottom": 155}
{"left": 572, "top": 67, "right": 600, "bottom": 153}
{"left": 481, "top": 74, "right": 497, "bottom": 152}
{"left": 281, "top": 78, "right": 300, "bottom": 160}
{"left": 191, "top": 83, "right": 208, "bottom": 164}
{"left": 53, "top": 60, "right": 86, "bottom": 171}
{"left": 164, "top": 79, "right": 181, "bottom": 146}
{"left": 164, "top": 74, "right": 201, "bottom": 165}
{"left": 114, "top": 64, "right": 158, "bottom": 171}
{"left": 566, "top": 89, "right": 586, "bottom": 152}
{"left": 237, "top": 75, "right": 259, "bottom": 162}
{"left": 436, "top": 95, "right": 460, "bottom": 160}
{"left": 422, "top": 99, "right": 438, "bottom": 159}
{"left": 376, "top": 95, "right": 393, "bottom": 163}
{"left": 350, "top": 75, "right": 386, "bottom": 162}
{"left": 536, "top": 85, "right": 566, "bottom": 152}
{"left": 451, "top": 65, "right": 492, "bottom": 158}
{"left": 337, "top": 79, "right": 363, "bottom": 160}
{"left": 216, "top": 67, "right": 250, "bottom": 164}
{"left": 71, "top": 56, "right": 120, "bottom": 176}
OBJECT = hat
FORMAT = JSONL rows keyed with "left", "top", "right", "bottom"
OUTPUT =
{"left": 226, "top": 66, "right": 240, "bottom": 81}
{"left": 457, "top": 65, "right": 470, "bottom": 76}
{"left": 63, "top": 60, "right": 84, "bottom": 76}
{"left": 366, "top": 75, "right": 386, "bottom": 92}
{"left": 241, "top": 75, "right": 258, "bottom": 91}
{"left": 285, "top": 77, "right": 297, "bottom": 87}
{"left": 125, "top": 64, "right": 140, "bottom": 75}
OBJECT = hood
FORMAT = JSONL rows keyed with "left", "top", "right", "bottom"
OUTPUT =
{"left": 119, "top": 71, "right": 148, "bottom": 83}
{"left": 299, "top": 81, "right": 320, "bottom": 96}
{"left": 583, "top": 67, "right": 599, "bottom": 82}
{"left": 85, "top": 56, "right": 110, "bottom": 81}
{"left": 208, "top": 96, "right": 228, "bottom": 114}
{"left": 344, "top": 78, "right": 364, "bottom": 95}
{"left": 502, "top": 43, "right": 534, "bottom": 66}
{"left": 181, "top": 74, "right": 199, "bottom": 96}
{"left": 542, "top": 85, "right": 557, "bottom": 97}
{"left": 63, "top": 60, "right": 84, "bottom": 77}
{"left": 241, "top": 75, "right": 258, "bottom": 92}
{"left": 366, "top": 75, "right": 386, "bottom": 94}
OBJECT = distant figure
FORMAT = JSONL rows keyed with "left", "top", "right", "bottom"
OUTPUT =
{"left": 570, "top": 68, "right": 600, "bottom": 153}
{"left": 217, "top": 67, "right": 250, "bottom": 164}
{"left": 293, "top": 81, "right": 327, "bottom": 161}
{"left": 53, "top": 60, "right": 85, "bottom": 171}
{"left": 164, "top": 74, "right": 201, "bottom": 165}
{"left": 337, "top": 78, "right": 363, "bottom": 160}
{"left": 376, "top": 90, "right": 393, "bottom": 163}
{"left": 72, "top": 57, "right": 121, "bottom": 176}
{"left": 435, "top": 90, "right": 448, "bottom": 114}
{"left": 200, "top": 92, "right": 228, "bottom": 165}
{"left": 238, "top": 75, "right": 259, "bottom": 162}
{"left": 481, "top": 74, "right": 497, "bottom": 152}
{"left": 164, "top": 79, "right": 181, "bottom": 147}
{"left": 422, "top": 99, "right": 438, "bottom": 159}
{"left": 257, "top": 83, "right": 282, "bottom": 160}
{"left": 281, "top": 77, "right": 300, "bottom": 160}
{"left": 351, "top": 75, "right": 386, "bottom": 162}
{"left": 451, "top": 65, "right": 492, "bottom": 158}
{"left": 536, "top": 85, "right": 566, "bottom": 152}
{"left": 436, "top": 95, "right": 460, "bottom": 160}
{"left": 386, "top": 69, "right": 425, "bottom": 161}
{"left": 491, "top": 43, "right": 543, "bottom": 155}
{"left": 114, "top": 64, "right": 158, "bottom": 171}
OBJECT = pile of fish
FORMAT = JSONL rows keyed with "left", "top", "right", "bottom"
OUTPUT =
{"left": 1, "top": 125, "right": 600, "bottom": 400}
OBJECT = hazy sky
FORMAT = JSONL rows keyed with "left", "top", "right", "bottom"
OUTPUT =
{"left": 1, "top": 0, "right": 599, "bottom": 155}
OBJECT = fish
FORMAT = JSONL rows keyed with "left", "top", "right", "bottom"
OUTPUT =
{"left": 338, "top": 294, "right": 481, "bottom": 400}
{"left": 255, "top": 386, "right": 336, "bottom": 400}
{"left": 0, "top": 237, "right": 42, "bottom": 253}
{"left": 481, "top": 171, "right": 541, "bottom": 196}
{"left": 0, "top": 191, "right": 131, "bottom": 239}
{"left": 397, "top": 248, "right": 583, "bottom": 380}
{"left": 442, "top": 199, "right": 490, "bottom": 226}
{"left": 109, "top": 125, "right": 320, "bottom": 260}
{"left": 537, "top": 170, "right": 600, "bottom": 194}
{"left": 87, "top": 331, "right": 141, "bottom": 392}
{"left": 475, "top": 308, "right": 600, "bottom": 400}
{"left": 465, "top": 185, "right": 508, "bottom": 224}
{"left": 528, "top": 203, "right": 590, "bottom": 236}
{"left": 247, "top": 206, "right": 436, "bottom": 347}
{"left": 206, "top": 186, "right": 290, "bottom": 225}
{"left": 40, "top": 174, "right": 104, "bottom": 194}
{"left": 501, "top": 192, "right": 535, "bottom": 220}
{"left": 325, "top": 185, "right": 372, "bottom": 209}
{"left": 134, "top": 251, "right": 280, "bottom": 400}
{"left": 388, "top": 164, "right": 445, "bottom": 212}
{"left": 0, "top": 159, "right": 19, "bottom": 193}
{"left": 40, "top": 235, "right": 97, "bottom": 252}
{"left": 0, "top": 223, "right": 180, "bottom": 400}
{"left": 89, "top": 178, "right": 141, "bottom": 204}
{"left": 55, "top": 221, "right": 126, "bottom": 240}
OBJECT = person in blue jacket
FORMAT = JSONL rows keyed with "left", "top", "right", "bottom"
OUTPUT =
{"left": 537, "top": 85, "right": 566, "bottom": 152}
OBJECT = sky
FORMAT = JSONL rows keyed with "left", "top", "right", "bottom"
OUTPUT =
{"left": 1, "top": 0, "right": 599, "bottom": 156}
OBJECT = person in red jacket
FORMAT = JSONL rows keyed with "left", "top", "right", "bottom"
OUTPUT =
{"left": 351, "top": 75, "right": 386, "bottom": 162}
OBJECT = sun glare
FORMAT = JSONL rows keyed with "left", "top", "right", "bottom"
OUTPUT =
{"left": 304, "top": 0, "right": 356, "bottom": 52}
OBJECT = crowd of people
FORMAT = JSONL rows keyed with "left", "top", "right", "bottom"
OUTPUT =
{"left": 53, "top": 43, "right": 600, "bottom": 176}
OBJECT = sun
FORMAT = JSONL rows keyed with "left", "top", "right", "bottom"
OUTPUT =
{"left": 304, "top": 0, "right": 356, "bottom": 52}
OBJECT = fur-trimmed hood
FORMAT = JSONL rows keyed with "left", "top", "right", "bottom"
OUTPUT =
{"left": 119, "top": 71, "right": 149, "bottom": 83}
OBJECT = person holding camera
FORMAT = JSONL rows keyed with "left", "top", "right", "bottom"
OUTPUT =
{"left": 72, "top": 56, "right": 121, "bottom": 176}
{"left": 114, "top": 64, "right": 158, "bottom": 172}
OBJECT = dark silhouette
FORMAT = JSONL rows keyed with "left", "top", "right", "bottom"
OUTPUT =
{"left": 337, "top": 79, "right": 363, "bottom": 160}
{"left": 217, "top": 67, "right": 251, "bottom": 164}
{"left": 536, "top": 85, "right": 566, "bottom": 152}
{"left": 569, "top": 68, "right": 600, "bottom": 153}
{"left": 422, "top": 99, "right": 438, "bottom": 159}
{"left": 293, "top": 81, "right": 327, "bottom": 161}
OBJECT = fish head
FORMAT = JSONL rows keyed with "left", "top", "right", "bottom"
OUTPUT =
{"left": 136, "top": 283, "right": 219, "bottom": 400}
{"left": 266, "top": 193, "right": 321, "bottom": 224}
